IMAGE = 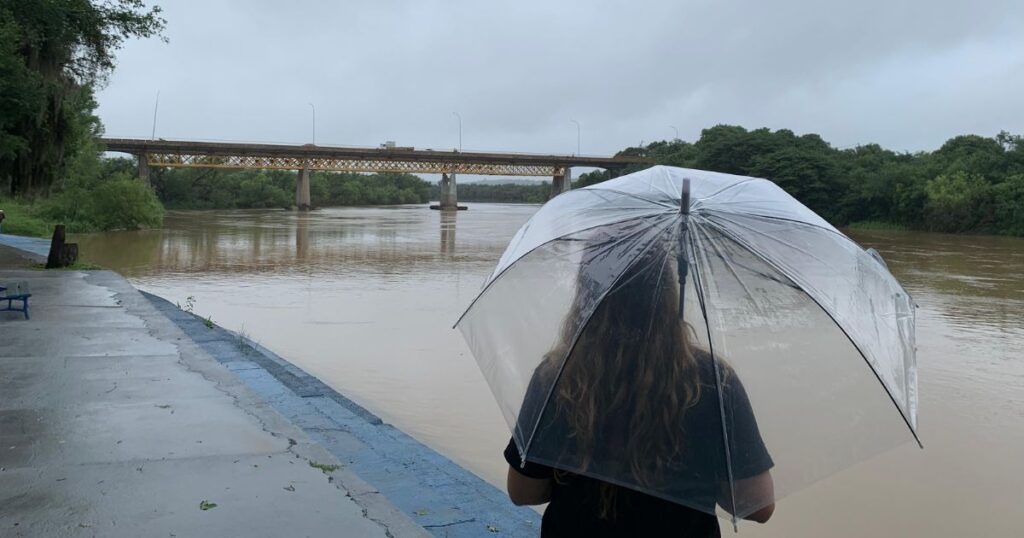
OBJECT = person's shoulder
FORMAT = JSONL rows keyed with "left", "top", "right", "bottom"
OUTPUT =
{"left": 691, "top": 349, "right": 719, "bottom": 382}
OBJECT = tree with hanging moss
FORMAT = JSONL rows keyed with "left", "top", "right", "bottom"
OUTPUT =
{"left": 0, "top": 0, "right": 165, "bottom": 195}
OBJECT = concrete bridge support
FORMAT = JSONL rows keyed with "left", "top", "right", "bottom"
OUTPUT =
{"left": 296, "top": 165, "right": 312, "bottom": 211}
{"left": 431, "top": 173, "right": 466, "bottom": 210}
{"left": 550, "top": 166, "right": 571, "bottom": 199}
{"left": 137, "top": 154, "right": 151, "bottom": 186}
{"left": 440, "top": 173, "right": 457, "bottom": 209}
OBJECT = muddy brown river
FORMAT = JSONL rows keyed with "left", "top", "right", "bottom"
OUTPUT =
{"left": 73, "top": 204, "right": 1024, "bottom": 537}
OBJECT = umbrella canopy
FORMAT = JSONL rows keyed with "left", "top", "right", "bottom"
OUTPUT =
{"left": 456, "top": 165, "right": 919, "bottom": 525}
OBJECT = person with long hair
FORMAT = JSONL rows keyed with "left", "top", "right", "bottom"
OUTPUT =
{"left": 503, "top": 238, "right": 775, "bottom": 537}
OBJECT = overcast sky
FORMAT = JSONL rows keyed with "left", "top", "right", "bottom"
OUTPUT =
{"left": 96, "top": 0, "right": 1024, "bottom": 157}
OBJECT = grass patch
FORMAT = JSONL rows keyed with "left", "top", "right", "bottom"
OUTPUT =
{"left": 176, "top": 295, "right": 196, "bottom": 314}
{"left": 0, "top": 198, "right": 54, "bottom": 238}
{"left": 0, "top": 175, "right": 163, "bottom": 239}
{"left": 236, "top": 324, "right": 256, "bottom": 355}
{"left": 846, "top": 220, "right": 908, "bottom": 231}
{"left": 198, "top": 500, "right": 217, "bottom": 511}
{"left": 308, "top": 461, "right": 342, "bottom": 474}
{"left": 202, "top": 315, "right": 214, "bottom": 329}
{"left": 29, "top": 260, "right": 104, "bottom": 271}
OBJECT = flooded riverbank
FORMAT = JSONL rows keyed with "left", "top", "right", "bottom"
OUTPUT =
{"left": 72, "top": 205, "right": 1024, "bottom": 536}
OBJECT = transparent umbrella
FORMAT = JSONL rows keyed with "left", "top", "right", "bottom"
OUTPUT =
{"left": 456, "top": 165, "right": 920, "bottom": 528}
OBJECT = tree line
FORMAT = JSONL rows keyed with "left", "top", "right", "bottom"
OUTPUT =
{"left": 152, "top": 168, "right": 432, "bottom": 209}
{"left": 574, "top": 126, "right": 1024, "bottom": 236}
{"left": 434, "top": 182, "right": 551, "bottom": 204}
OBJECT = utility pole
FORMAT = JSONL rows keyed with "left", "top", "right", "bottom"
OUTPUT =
{"left": 570, "top": 119, "right": 581, "bottom": 155}
{"left": 308, "top": 103, "right": 316, "bottom": 145}
{"left": 151, "top": 90, "right": 160, "bottom": 140}
{"left": 452, "top": 112, "right": 462, "bottom": 151}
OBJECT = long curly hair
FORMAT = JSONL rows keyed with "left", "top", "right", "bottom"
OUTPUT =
{"left": 535, "top": 239, "right": 706, "bottom": 518}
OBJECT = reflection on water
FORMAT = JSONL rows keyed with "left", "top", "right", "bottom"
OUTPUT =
{"left": 441, "top": 210, "right": 457, "bottom": 256}
{"left": 72, "top": 209, "right": 1024, "bottom": 537}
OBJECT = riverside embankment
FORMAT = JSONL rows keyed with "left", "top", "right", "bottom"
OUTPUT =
{"left": 0, "top": 235, "right": 540, "bottom": 537}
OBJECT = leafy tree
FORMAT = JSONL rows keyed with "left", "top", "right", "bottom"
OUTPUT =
{"left": 923, "top": 171, "right": 993, "bottom": 233}
{"left": 991, "top": 174, "right": 1024, "bottom": 236}
{"left": 0, "top": 0, "right": 165, "bottom": 194}
{"left": 932, "top": 135, "right": 1008, "bottom": 181}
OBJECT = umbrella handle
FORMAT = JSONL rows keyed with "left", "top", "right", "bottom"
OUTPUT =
{"left": 680, "top": 178, "right": 691, "bottom": 215}
{"left": 678, "top": 177, "right": 691, "bottom": 319}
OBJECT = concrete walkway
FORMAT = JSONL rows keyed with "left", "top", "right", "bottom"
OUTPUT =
{"left": 0, "top": 268, "right": 428, "bottom": 537}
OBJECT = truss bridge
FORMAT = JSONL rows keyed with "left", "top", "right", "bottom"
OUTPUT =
{"left": 102, "top": 138, "right": 649, "bottom": 210}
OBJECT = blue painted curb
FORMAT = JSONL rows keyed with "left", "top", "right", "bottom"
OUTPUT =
{"left": 143, "top": 291, "right": 541, "bottom": 538}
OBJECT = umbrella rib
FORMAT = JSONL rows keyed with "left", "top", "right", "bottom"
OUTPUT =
{"left": 518, "top": 217, "right": 681, "bottom": 463}
{"left": 692, "top": 177, "right": 758, "bottom": 205}
{"left": 688, "top": 228, "right": 740, "bottom": 531}
{"left": 704, "top": 212, "right": 847, "bottom": 274}
{"left": 694, "top": 221, "right": 761, "bottom": 306}
{"left": 694, "top": 217, "right": 802, "bottom": 291}
{"left": 704, "top": 209, "right": 917, "bottom": 300}
{"left": 452, "top": 212, "right": 672, "bottom": 328}
{"left": 703, "top": 208, "right": 844, "bottom": 239}
{"left": 487, "top": 190, "right": 666, "bottom": 285}
{"left": 704, "top": 222, "right": 923, "bottom": 448}
{"left": 584, "top": 186, "right": 678, "bottom": 209}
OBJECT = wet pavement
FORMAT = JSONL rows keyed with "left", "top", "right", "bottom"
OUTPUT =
{"left": 0, "top": 267, "right": 427, "bottom": 537}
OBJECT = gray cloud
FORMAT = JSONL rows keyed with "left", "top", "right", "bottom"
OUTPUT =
{"left": 97, "top": 0, "right": 1024, "bottom": 156}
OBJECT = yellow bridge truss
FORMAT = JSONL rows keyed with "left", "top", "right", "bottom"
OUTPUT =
{"left": 147, "top": 153, "right": 564, "bottom": 177}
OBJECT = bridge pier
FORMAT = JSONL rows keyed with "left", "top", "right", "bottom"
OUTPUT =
{"left": 550, "top": 166, "right": 571, "bottom": 199}
{"left": 137, "top": 154, "right": 151, "bottom": 186}
{"left": 296, "top": 165, "right": 311, "bottom": 210}
{"left": 441, "top": 173, "right": 457, "bottom": 209}
{"left": 431, "top": 173, "right": 466, "bottom": 210}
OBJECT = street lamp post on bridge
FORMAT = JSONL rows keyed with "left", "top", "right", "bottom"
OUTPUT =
{"left": 438, "top": 112, "right": 466, "bottom": 210}
{"left": 452, "top": 112, "right": 462, "bottom": 152}
{"left": 308, "top": 103, "right": 316, "bottom": 145}
{"left": 569, "top": 119, "right": 581, "bottom": 156}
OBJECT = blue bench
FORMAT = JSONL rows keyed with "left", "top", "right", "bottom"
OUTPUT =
{"left": 0, "top": 281, "right": 31, "bottom": 320}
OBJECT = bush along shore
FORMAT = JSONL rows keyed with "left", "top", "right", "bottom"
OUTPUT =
{"left": 1, "top": 150, "right": 164, "bottom": 238}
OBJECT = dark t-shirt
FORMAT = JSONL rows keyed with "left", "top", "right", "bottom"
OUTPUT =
{"left": 505, "top": 356, "right": 772, "bottom": 538}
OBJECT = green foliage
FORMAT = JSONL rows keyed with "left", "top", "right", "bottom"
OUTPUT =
{"left": 1, "top": 149, "right": 164, "bottom": 237}
{"left": 29, "top": 260, "right": 103, "bottom": 270}
{"left": 442, "top": 182, "right": 551, "bottom": 204}
{"left": 89, "top": 176, "right": 164, "bottom": 230}
{"left": 0, "top": 0, "right": 165, "bottom": 195}
{"left": 31, "top": 162, "right": 164, "bottom": 233}
{"left": 990, "top": 174, "right": 1024, "bottom": 236}
{"left": 152, "top": 169, "right": 431, "bottom": 209}
{"left": 0, "top": 197, "right": 52, "bottom": 236}
{"left": 572, "top": 126, "right": 1024, "bottom": 236}
{"left": 308, "top": 461, "right": 342, "bottom": 473}
{"left": 845, "top": 220, "right": 908, "bottom": 231}
{"left": 923, "top": 171, "right": 993, "bottom": 233}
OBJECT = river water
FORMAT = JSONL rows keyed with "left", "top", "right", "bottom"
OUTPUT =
{"left": 72, "top": 205, "right": 1024, "bottom": 537}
